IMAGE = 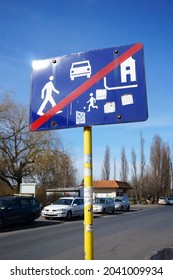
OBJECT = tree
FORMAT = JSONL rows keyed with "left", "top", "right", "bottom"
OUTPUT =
{"left": 32, "top": 144, "right": 76, "bottom": 189}
{"left": 113, "top": 156, "right": 116, "bottom": 180}
{"left": 150, "top": 135, "right": 163, "bottom": 201}
{"left": 150, "top": 134, "right": 171, "bottom": 201}
{"left": 0, "top": 95, "right": 76, "bottom": 192}
{"left": 0, "top": 100, "right": 52, "bottom": 191}
{"left": 139, "top": 132, "right": 145, "bottom": 202}
{"left": 120, "top": 146, "right": 129, "bottom": 181}
{"left": 161, "top": 142, "right": 171, "bottom": 196}
{"left": 101, "top": 145, "right": 110, "bottom": 180}
{"left": 131, "top": 147, "right": 139, "bottom": 200}
{"left": 0, "top": 93, "right": 14, "bottom": 138}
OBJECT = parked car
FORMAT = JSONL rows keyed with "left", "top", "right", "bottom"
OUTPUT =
{"left": 158, "top": 197, "right": 169, "bottom": 205}
{"left": 0, "top": 195, "right": 41, "bottom": 228}
{"left": 93, "top": 197, "right": 115, "bottom": 214}
{"left": 167, "top": 197, "right": 173, "bottom": 205}
{"left": 113, "top": 196, "right": 130, "bottom": 211}
{"left": 42, "top": 197, "right": 84, "bottom": 221}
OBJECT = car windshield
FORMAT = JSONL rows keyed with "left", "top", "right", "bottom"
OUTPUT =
{"left": 94, "top": 198, "right": 105, "bottom": 204}
{"left": 114, "top": 199, "right": 122, "bottom": 202}
{"left": 54, "top": 199, "right": 73, "bottom": 206}
{"left": 72, "top": 62, "right": 89, "bottom": 68}
{"left": 0, "top": 199, "right": 10, "bottom": 209}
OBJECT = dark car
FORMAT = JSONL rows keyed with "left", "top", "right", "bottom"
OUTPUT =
{"left": 167, "top": 197, "right": 173, "bottom": 205}
{"left": 0, "top": 195, "right": 41, "bottom": 228}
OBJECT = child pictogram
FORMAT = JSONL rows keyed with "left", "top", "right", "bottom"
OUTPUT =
{"left": 87, "top": 93, "right": 98, "bottom": 112}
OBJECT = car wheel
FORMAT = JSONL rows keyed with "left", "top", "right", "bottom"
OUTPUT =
{"left": 102, "top": 208, "right": 106, "bottom": 214}
{"left": 66, "top": 211, "right": 72, "bottom": 221}
{"left": 127, "top": 205, "right": 130, "bottom": 211}
{"left": 0, "top": 218, "right": 4, "bottom": 229}
{"left": 27, "top": 214, "right": 35, "bottom": 225}
{"left": 112, "top": 208, "right": 115, "bottom": 214}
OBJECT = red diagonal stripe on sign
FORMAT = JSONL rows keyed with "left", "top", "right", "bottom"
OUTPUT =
{"left": 30, "top": 43, "right": 143, "bottom": 131}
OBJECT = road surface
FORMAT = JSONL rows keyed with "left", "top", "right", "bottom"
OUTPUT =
{"left": 0, "top": 205, "right": 173, "bottom": 260}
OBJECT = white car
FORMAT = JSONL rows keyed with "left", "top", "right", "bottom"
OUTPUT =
{"left": 41, "top": 197, "right": 84, "bottom": 221}
{"left": 113, "top": 197, "right": 130, "bottom": 211}
{"left": 158, "top": 197, "right": 169, "bottom": 205}
{"left": 70, "top": 60, "right": 91, "bottom": 80}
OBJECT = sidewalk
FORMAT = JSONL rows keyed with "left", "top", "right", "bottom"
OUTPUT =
{"left": 151, "top": 247, "right": 173, "bottom": 260}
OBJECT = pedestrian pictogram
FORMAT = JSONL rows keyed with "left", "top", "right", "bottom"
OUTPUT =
{"left": 30, "top": 43, "right": 148, "bottom": 131}
{"left": 37, "top": 75, "right": 61, "bottom": 116}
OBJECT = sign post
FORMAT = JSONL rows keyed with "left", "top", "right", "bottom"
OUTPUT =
{"left": 84, "top": 126, "right": 93, "bottom": 260}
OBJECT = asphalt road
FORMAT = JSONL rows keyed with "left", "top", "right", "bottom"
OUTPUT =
{"left": 0, "top": 205, "right": 173, "bottom": 260}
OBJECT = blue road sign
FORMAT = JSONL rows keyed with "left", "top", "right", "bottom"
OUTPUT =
{"left": 30, "top": 43, "right": 148, "bottom": 131}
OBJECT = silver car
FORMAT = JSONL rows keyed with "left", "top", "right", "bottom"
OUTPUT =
{"left": 93, "top": 197, "right": 115, "bottom": 214}
{"left": 113, "top": 197, "right": 130, "bottom": 211}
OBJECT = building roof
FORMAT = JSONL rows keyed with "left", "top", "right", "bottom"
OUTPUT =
{"left": 93, "top": 180, "right": 132, "bottom": 189}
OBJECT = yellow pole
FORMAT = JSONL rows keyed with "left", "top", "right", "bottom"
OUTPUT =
{"left": 83, "top": 126, "right": 94, "bottom": 260}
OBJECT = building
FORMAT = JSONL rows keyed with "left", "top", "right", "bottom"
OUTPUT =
{"left": 46, "top": 180, "right": 132, "bottom": 199}
{"left": 93, "top": 180, "right": 132, "bottom": 198}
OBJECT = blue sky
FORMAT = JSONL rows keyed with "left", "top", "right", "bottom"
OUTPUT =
{"left": 0, "top": 0, "right": 173, "bottom": 182}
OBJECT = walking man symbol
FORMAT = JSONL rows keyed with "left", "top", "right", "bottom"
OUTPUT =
{"left": 37, "top": 76, "right": 61, "bottom": 116}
